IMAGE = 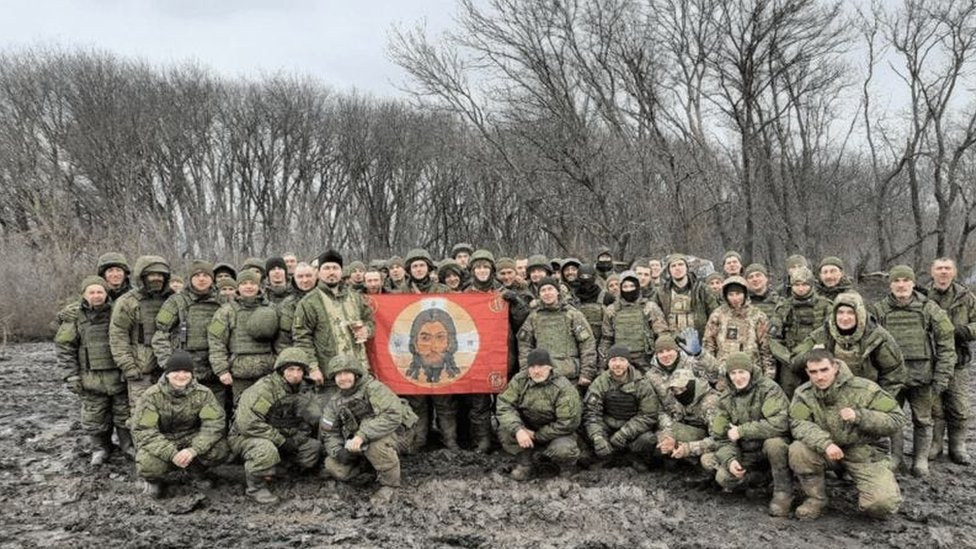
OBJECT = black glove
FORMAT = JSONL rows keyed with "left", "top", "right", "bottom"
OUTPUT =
{"left": 955, "top": 325, "right": 972, "bottom": 342}
{"left": 334, "top": 448, "right": 357, "bottom": 465}
{"left": 280, "top": 436, "right": 304, "bottom": 454}
{"left": 592, "top": 438, "right": 613, "bottom": 458}
{"left": 502, "top": 290, "right": 521, "bottom": 304}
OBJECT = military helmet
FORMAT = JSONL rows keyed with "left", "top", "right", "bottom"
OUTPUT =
{"left": 438, "top": 259, "right": 464, "bottom": 279}
{"left": 550, "top": 258, "right": 563, "bottom": 272}
{"left": 526, "top": 254, "right": 551, "bottom": 274}
{"left": 241, "top": 257, "right": 266, "bottom": 276}
{"left": 213, "top": 262, "right": 237, "bottom": 280}
{"left": 451, "top": 242, "right": 474, "bottom": 258}
{"left": 325, "top": 354, "right": 368, "bottom": 378}
{"left": 245, "top": 306, "right": 279, "bottom": 341}
{"left": 405, "top": 248, "right": 435, "bottom": 269}
{"left": 469, "top": 249, "right": 495, "bottom": 269}
{"left": 560, "top": 257, "right": 581, "bottom": 271}
{"left": 275, "top": 347, "right": 311, "bottom": 373}
{"left": 133, "top": 255, "right": 171, "bottom": 281}
{"left": 790, "top": 267, "right": 815, "bottom": 285}
{"left": 721, "top": 276, "right": 748, "bottom": 297}
{"left": 368, "top": 259, "right": 387, "bottom": 272}
{"left": 96, "top": 252, "right": 131, "bottom": 276}
{"left": 578, "top": 264, "right": 597, "bottom": 281}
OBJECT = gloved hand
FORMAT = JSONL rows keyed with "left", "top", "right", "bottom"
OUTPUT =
{"left": 63, "top": 375, "right": 82, "bottom": 395}
{"left": 955, "top": 325, "right": 972, "bottom": 342}
{"left": 334, "top": 448, "right": 357, "bottom": 465}
{"left": 609, "top": 432, "right": 628, "bottom": 450}
{"left": 279, "top": 436, "right": 303, "bottom": 454}
{"left": 592, "top": 438, "right": 613, "bottom": 458}
{"left": 502, "top": 290, "right": 522, "bottom": 304}
{"left": 677, "top": 327, "right": 702, "bottom": 356}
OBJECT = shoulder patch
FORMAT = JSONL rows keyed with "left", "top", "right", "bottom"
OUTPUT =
{"left": 253, "top": 397, "right": 273, "bottom": 415}
{"left": 199, "top": 404, "right": 222, "bottom": 421}
{"left": 138, "top": 409, "right": 160, "bottom": 428}
{"left": 789, "top": 402, "right": 811, "bottom": 421}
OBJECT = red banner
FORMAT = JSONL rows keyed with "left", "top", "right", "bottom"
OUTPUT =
{"left": 365, "top": 292, "right": 510, "bottom": 395}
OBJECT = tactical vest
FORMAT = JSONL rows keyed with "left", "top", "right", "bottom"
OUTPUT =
{"left": 714, "top": 310, "right": 760, "bottom": 360}
{"left": 135, "top": 294, "right": 165, "bottom": 345}
{"left": 182, "top": 297, "right": 221, "bottom": 352}
{"left": 531, "top": 309, "right": 578, "bottom": 360}
{"left": 785, "top": 299, "right": 819, "bottom": 347}
{"left": 878, "top": 307, "right": 931, "bottom": 363}
{"left": 613, "top": 302, "right": 650, "bottom": 358}
{"left": 830, "top": 338, "right": 868, "bottom": 379}
{"left": 267, "top": 394, "right": 306, "bottom": 432}
{"left": 604, "top": 387, "right": 639, "bottom": 421}
{"left": 669, "top": 291, "right": 694, "bottom": 330}
{"left": 229, "top": 303, "right": 275, "bottom": 356}
{"left": 578, "top": 300, "right": 605, "bottom": 342}
{"left": 78, "top": 307, "right": 115, "bottom": 371}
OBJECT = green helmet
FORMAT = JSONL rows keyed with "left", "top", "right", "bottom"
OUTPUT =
{"left": 438, "top": 259, "right": 463, "bottom": 279}
{"left": 451, "top": 242, "right": 474, "bottom": 258}
{"left": 405, "top": 248, "right": 435, "bottom": 269}
{"left": 133, "top": 255, "right": 171, "bottom": 289}
{"left": 275, "top": 347, "right": 311, "bottom": 373}
{"left": 325, "top": 354, "right": 368, "bottom": 378}
{"left": 245, "top": 306, "right": 279, "bottom": 341}
{"left": 526, "top": 254, "right": 551, "bottom": 274}
{"left": 470, "top": 249, "right": 495, "bottom": 269}
{"left": 96, "top": 252, "right": 131, "bottom": 276}
{"left": 241, "top": 257, "right": 266, "bottom": 276}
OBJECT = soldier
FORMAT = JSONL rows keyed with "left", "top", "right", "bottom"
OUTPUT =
{"left": 109, "top": 255, "right": 173, "bottom": 412}
{"left": 438, "top": 259, "right": 464, "bottom": 292}
{"left": 781, "top": 254, "right": 808, "bottom": 296}
{"left": 217, "top": 278, "right": 238, "bottom": 303}
{"left": 518, "top": 277, "right": 598, "bottom": 388}
{"left": 515, "top": 257, "right": 529, "bottom": 282}
{"left": 55, "top": 276, "right": 133, "bottom": 464}
{"left": 96, "top": 252, "right": 132, "bottom": 301}
{"left": 723, "top": 251, "right": 744, "bottom": 278}
{"left": 573, "top": 264, "right": 613, "bottom": 343}
{"left": 816, "top": 256, "right": 856, "bottom": 302}
{"left": 599, "top": 270, "right": 667, "bottom": 372}
{"left": 345, "top": 260, "right": 367, "bottom": 293}
{"left": 769, "top": 267, "right": 833, "bottom": 397}
{"left": 264, "top": 256, "right": 291, "bottom": 305}
{"left": 152, "top": 260, "right": 225, "bottom": 417}
{"left": 282, "top": 252, "right": 299, "bottom": 278}
{"left": 524, "top": 254, "right": 553, "bottom": 297}
{"left": 384, "top": 256, "right": 409, "bottom": 293}
{"left": 560, "top": 258, "right": 582, "bottom": 295}
{"left": 495, "top": 257, "right": 521, "bottom": 290}
{"left": 648, "top": 258, "right": 664, "bottom": 291}
{"left": 744, "top": 263, "right": 781, "bottom": 318}
{"left": 363, "top": 266, "right": 385, "bottom": 295}
{"left": 584, "top": 345, "right": 667, "bottom": 469}
{"left": 497, "top": 348, "right": 583, "bottom": 480}
{"left": 495, "top": 256, "right": 534, "bottom": 377}
{"left": 131, "top": 351, "right": 229, "bottom": 498}
{"left": 702, "top": 276, "right": 775, "bottom": 382}
{"left": 451, "top": 242, "right": 474, "bottom": 288}
{"left": 230, "top": 348, "right": 322, "bottom": 504}
{"left": 241, "top": 257, "right": 266, "bottom": 283}
{"left": 925, "top": 257, "right": 976, "bottom": 464}
{"left": 292, "top": 249, "right": 373, "bottom": 387}
{"left": 213, "top": 262, "right": 237, "bottom": 286}
{"left": 704, "top": 272, "right": 724, "bottom": 299}
{"left": 655, "top": 369, "right": 720, "bottom": 467}
{"left": 708, "top": 352, "right": 793, "bottom": 517}
{"left": 594, "top": 247, "right": 615, "bottom": 287}
{"left": 654, "top": 253, "right": 718, "bottom": 337}
{"left": 606, "top": 273, "right": 621, "bottom": 301}
{"left": 789, "top": 349, "right": 905, "bottom": 519}
{"left": 645, "top": 334, "right": 712, "bottom": 415}
{"left": 277, "top": 262, "right": 318, "bottom": 347}
{"left": 169, "top": 275, "right": 185, "bottom": 294}
{"left": 321, "top": 355, "right": 418, "bottom": 502}
{"left": 873, "top": 265, "right": 955, "bottom": 476}
{"left": 208, "top": 270, "right": 282, "bottom": 402}
{"left": 633, "top": 260, "right": 656, "bottom": 299}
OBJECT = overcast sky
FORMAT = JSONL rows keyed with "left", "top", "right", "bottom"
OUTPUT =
{"left": 0, "top": 0, "right": 455, "bottom": 95}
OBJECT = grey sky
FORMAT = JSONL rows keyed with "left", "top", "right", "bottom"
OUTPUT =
{"left": 0, "top": 0, "right": 455, "bottom": 94}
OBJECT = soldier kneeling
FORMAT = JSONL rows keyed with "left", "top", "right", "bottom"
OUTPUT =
{"left": 321, "top": 354, "right": 418, "bottom": 503}
{"left": 132, "top": 351, "right": 229, "bottom": 498}
{"left": 497, "top": 348, "right": 582, "bottom": 480}
{"left": 706, "top": 352, "right": 792, "bottom": 517}
{"left": 230, "top": 348, "right": 321, "bottom": 504}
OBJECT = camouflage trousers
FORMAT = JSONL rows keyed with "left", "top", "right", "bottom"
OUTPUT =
{"left": 78, "top": 370, "right": 129, "bottom": 434}
{"left": 125, "top": 374, "right": 157, "bottom": 422}
{"left": 499, "top": 431, "right": 580, "bottom": 465}
{"left": 710, "top": 437, "right": 790, "bottom": 491}
{"left": 934, "top": 367, "right": 970, "bottom": 427}
{"left": 898, "top": 384, "right": 934, "bottom": 429}
{"left": 230, "top": 434, "right": 321, "bottom": 475}
{"left": 461, "top": 393, "right": 494, "bottom": 442}
{"left": 136, "top": 436, "right": 230, "bottom": 479}
{"left": 323, "top": 434, "right": 405, "bottom": 487}
{"left": 402, "top": 395, "right": 456, "bottom": 453}
{"left": 789, "top": 440, "right": 901, "bottom": 517}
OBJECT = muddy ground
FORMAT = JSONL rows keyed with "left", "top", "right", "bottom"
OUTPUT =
{"left": 1, "top": 342, "right": 974, "bottom": 549}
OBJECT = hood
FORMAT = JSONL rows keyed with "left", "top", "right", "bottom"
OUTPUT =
{"left": 132, "top": 255, "right": 171, "bottom": 291}
{"left": 827, "top": 291, "right": 867, "bottom": 342}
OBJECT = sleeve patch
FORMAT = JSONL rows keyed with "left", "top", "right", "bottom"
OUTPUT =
{"left": 138, "top": 409, "right": 159, "bottom": 428}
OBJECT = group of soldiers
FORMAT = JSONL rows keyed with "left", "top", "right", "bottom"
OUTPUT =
{"left": 53, "top": 244, "right": 975, "bottom": 519}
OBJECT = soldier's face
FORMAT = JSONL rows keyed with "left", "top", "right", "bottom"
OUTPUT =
{"left": 364, "top": 272, "right": 383, "bottom": 294}
{"left": 283, "top": 255, "right": 298, "bottom": 274}
{"left": 791, "top": 281, "right": 812, "bottom": 298}
{"left": 169, "top": 280, "right": 184, "bottom": 293}
{"left": 708, "top": 278, "right": 723, "bottom": 294}
{"left": 931, "top": 260, "right": 956, "bottom": 289}
{"left": 621, "top": 280, "right": 638, "bottom": 294}
{"left": 515, "top": 259, "right": 528, "bottom": 279}
{"left": 890, "top": 277, "right": 915, "bottom": 300}
{"left": 455, "top": 252, "right": 470, "bottom": 268}
{"left": 528, "top": 267, "right": 547, "bottom": 283}
{"left": 473, "top": 262, "right": 493, "bottom": 283}
{"left": 191, "top": 273, "right": 213, "bottom": 293}
{"left": 319, "top": 263, "right": 343, "bottom": 285}
{"left": 656, "top": 348, "right": 678, "bottom": 367}
{"left": 724, "top": 257, "right": 742, "bottom": 275}
{"left": 166, "top": 370, "right": 193, "bottom": 390}
{"left": 416, "top": 321, "right": 449, "bottom": 365}
{"left": 635, "top": 267, "right": 652, "bottom": 287}
{"left": 83, "top": 284, "right": 107, "bottom": 308}
{"left": 497, "top": 267, "right": 516, "bottom": 286}
{"left": 349, "top": 268, "right": 365, "bottom": 284}
{"left": 608, "top": 356, "right": 629, "bottom": 379}
{"left": 607, "top": 278, "right": 620, "bottom": 295}
{"left": 725, "top": 289, "right": 745, "bottom": 309}
{"left": 649, "top": 260, "right": 662, "bottom": 278}
{"left": 443, "top": 272, "right": 461, "bottom": 289}
{"left": 215, "top": 271, "right": 233, "bottom": 283}
{"left": 268, "top": 267, "right": 287, "bottom": 286}
{"left": 746, "top": 271, "right": 768, "bottom": 293}
{"left": 334, "top": 371, "right": 356, "bottom": 390}
{"left": 389, "top": 264, "right": 406, "bottom": 281}
{"left": 238, "top": 280, "right": 259, "bottom": 297}
{"left": 669, "top": 261, "right": 687, "bottom": 280}
{"left": 835, "top": 306, "right": 857, "bottom": 330}
{"left": 145, "top": 272, "right": 165, "bottom": 291}
{"left": 539, "top": 285, "right": 559, "bottom": 305}
{"left": 527, "top": 363, "right": 552, "bottom": 382}
{"left": 294, "top": 267, "right": 317, "bottom": 291}
{"left": 282, "top": 365, "right": 305, "bottom": 385}
{"left": 562, "top": 265, "right": 579, "bottom": 282}
{"left": 220, "top": 286, "right": 237, "bottom": 300}
{"left": 819, "top": 265, "right": 842, "bottom": 287}
{"left": 103, "top": 267, "right": 126, "bottom": 288}
{"left": 728, "top": 368, "right": 751, "bottom": 390}
{"left": 805, "top": 358, "right": 838, "bottom": 390}
{"left": 410, "top": 260, "right": 429, "bottom": 280}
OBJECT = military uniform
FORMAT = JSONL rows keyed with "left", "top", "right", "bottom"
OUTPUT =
{"left": 769, "top": 280, "right": 833, "bottom": 397}
{"left": 321, "top": 355, "right": 418, "bottom": 487}
{"left": 292, "top": 281, "right": 374, "bottom": 376}
{"left": 518, "top": 297, "right": 597, "bottom": 383}
{"left": 208, "top": 284, "right": 281, "bottom": 402}
{"left": 789, "top": 361, "right": 905, "bottom": 519}
{"left": 657, "top": 369, "right": 720, "bottom": 460}
{"left": 276, "top": 282, "right": 315, "bottom": 348}
{"left": 109, "top": 255, "right": 173, "bottom": 413}
{"left": 573, "top": 264, "right": 613, "bottom": 343}
{"left": 598, "top": 270, "right": 667, "bottom": 372}
{"left": 653, "top": 256, "right": 717, "bottom": 336}
{"left": 96, "top": 252, "right": 132, "bottom": 301}
{"left": 702, "top": 277, "right": 775, "bottom": 382}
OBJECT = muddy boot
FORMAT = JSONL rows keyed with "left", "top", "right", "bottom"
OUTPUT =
{"left": 89, "top": 433, "right": 112, "bottom": 466}
{"left": 245, "top": 472, "right": 279, "bottom": 504}
{"left": 890, "top": 432, "right": 905, "bottom": 473}
{"left": 768, "top": 467, "right": 794, "bottom": 518}
{"left": 794, "top": 474, "right": 826, "bottom": 520}
{"left": 371, "top": 486, "right": 396, "bottom": 504}
{"left": 438, "top": 415, "right": 459, "bottom": 451}
{"left": 510, "top": 453, "right": 533, "bottom": 481}
{"left": 911, "top": 426, "right": 932, "bottom": 478}
{"left": 557, "top": 462, "right": 580, "bottom": 478}
{"left": 948, "top": 424, "right": 971, "bottom": 465}
{"left": 929, "top": 418, "right": 945, "bottom": 460}
{"left": 474, "top": 435, "right": 492, "bottom": 454}
{"left": 116, "top": 428, "right": 136, "bottom": 461}
{"left": 142, "top": 479, "right": 165, "bottom": 499}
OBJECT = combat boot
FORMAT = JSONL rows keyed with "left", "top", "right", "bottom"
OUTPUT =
{"left": 948, "top": 424, "right": 971, "bottom": 465}
{"left": 89, "top": 433, "right": 112, "bottom": 466}
{"left": 438, "top": 414, "right": 459, "bottom": 451}
{"left": 794, "top": 474, "right": 826, "bottom": 520}
{"left": 911, "top": 426, "right": 932, "bottom": 477}
{"left": 245, "top": 472, "right": 279, "bottom": 504}
{"left": 929, "top": 418, "right": 945, "bottom": 459}
{"left": 371, "top": 486, "right": 396, "bottom": 505}
{"left": 142, "top": 479, "right": 165, "bottom": 499}
{"left": 768, "top": 467, "right": 794, "bottom": 518}
{"left": 890, "top": 432, "right": 906, "bottom": 473}
{"left": 474, "top": 435, "right": 492, "bottom": 454}
{"left": 510, "top": 452, "right": 533, "bottom": 481}
{"left": 116, "top": 428, "right": 136, "bottom": 461}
